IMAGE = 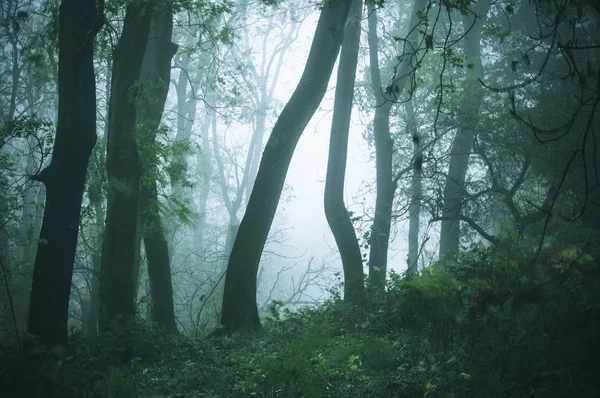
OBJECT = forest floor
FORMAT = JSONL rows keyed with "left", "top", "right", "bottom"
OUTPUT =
{"left": 1, "top": 232, "right": 599, "bottom": 397}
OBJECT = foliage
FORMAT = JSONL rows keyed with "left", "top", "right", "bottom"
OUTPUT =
{"left": 1, "top": 229, "right": 599, "bottom": 397}
{"left": 102, "top": 368, "right": 137, "bottom": 398}
{"left": 369, "top": 229, "right": 600, "bottom": 397}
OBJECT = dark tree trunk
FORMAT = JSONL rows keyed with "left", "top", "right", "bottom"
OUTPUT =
{"left": 220, "top": 0, "right": 352, "bottom": 333}
{"left": 139, "top": 184, "right": 177, "bottom": 332}
{"left": 27, "top": 0, "right": 104, "bottom": 347}
{"left": 137, "top": 3, "right": 178, "bottom": 333}
{"left": 99, "top": 2, "right": 152, "bottom": 333}
{"left": 324, "top": 0, "right": 364, "bottom": 305}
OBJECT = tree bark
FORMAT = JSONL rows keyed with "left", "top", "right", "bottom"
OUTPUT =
{"left": 27, "top": 0, "right": 104, "bottom": 347}
{"left": 99, "top": 1, "right": 152, "bottom": 333}
{"left": 438, "top": 1, "right": 490, "bottom": 258}
{"left": 220, "top": 0, "right": 352, "bottom": 333}
{"left": 324, "top": 0, "right": 364, "bottom": 305}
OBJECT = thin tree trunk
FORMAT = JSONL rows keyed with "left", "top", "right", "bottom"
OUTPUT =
{"left": 27, "top": 0, "right": 104, "bottom": 347}
{"left": 137, "top": 3, "right": 178, "bottom": 333}
{"left": 220, "top": 0, "right": 352, "bottom": 333}
{"left": 19, "top": 138, "right": 39, "bottom": 267}
{"left": 194, "top": 115, "right": 212, "bottom": 268}
{"left": 406, "top": 99, "right": 422, "bottom": 277}
{"left": 366, "top": 0, "right": 426, "bottom": 293}
{"left": 14, "top": 139, "right": 40, "bottom": 325}
{"left": 84, "top": 201, "right": 103, "bottom": 337}
{"left": 168, "top": 34, "right": 199, "bottom": 264}
{"left": 438, "top": 1, "right": 490, "bottom": 257}
{"left": 99, "top": 1, "right": 152, "bottom": 333}
{"left": 324, "top": 0, "right": 364, "bottom": 305}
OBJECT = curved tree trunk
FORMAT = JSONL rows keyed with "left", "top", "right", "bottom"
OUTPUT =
{"left": 27, "top": 0, "right": 104, "bottom": 347}
{"left": 137, "top": 3, "right": 178, "bottom": 333}
{"left": 438, "top": 1, "right": 490, "bottom": 258}
{"left": 220, "top": 0, "right": 352, "bottom": 333}
{"left": 324, "top": 0, "right": 364, "bottom": 305}
{"left": 99, "top": 1, "right": 152, "bottom": 333}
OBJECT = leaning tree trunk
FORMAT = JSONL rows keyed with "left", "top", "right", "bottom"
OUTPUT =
{"left": 27, "top": 0, "right": 104, "bottom": 347}
{"left": 137, "top": 3, "right": 178, "bottom": 333}
{"left": 324, "top": 0, "right": 364, "bottom": 305}
{"left": 366, "top": 0, "right": 426, "bottom": 293}
{"left": 220, "top": 0, "right": 352, "bottom": 333}
{"left": 99, "top": 2, "right": 152, "bottom": 333}
{"left": 438, "top": 0, "right": 490, "bottom": 258}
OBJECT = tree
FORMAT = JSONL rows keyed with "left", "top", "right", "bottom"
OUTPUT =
{"left": 27, "top": 0, "right": 104, "bottom": 347}
{"left": 99, "top": 1, "right": 152, "bottom": 332}
{"left": 438, "top": 0, "right": 491, "bottom": 257}
{"left": 366, "top": 0, "right": 427, "bottom": 292}
{"left": 137, "top": 2, "right": 178, "bottom": 332}
{"left": 405, "top": 97, "right": 422, "bottom": 277}
{"left": 211, "top": 4, "right": 301, "bottom": 295}
{"left": 220, "top": 0, "right": 353, "bottom": 332}
{"left": 324, "top": 0, "right": 364, "bottom": 305}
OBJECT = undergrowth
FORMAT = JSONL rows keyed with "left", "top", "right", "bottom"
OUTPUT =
{"left": 1, "top": 227, "right": 598, "bottom": 397}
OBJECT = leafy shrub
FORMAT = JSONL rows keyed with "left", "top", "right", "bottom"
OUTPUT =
{"left": 370, "top": 229, "right": 600, "bottom": 397}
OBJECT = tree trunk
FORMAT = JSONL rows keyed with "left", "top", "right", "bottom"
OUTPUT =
{"left": 85, "top": 237, "right": 101, "bottom": 337}
{"left": 220, "top": 0, "right": 352, "bottom": 333}
{"left": 406, "top": 99, "right": 422, "bottom": 277}
{"left": 324, "top": 0, "right": 364, "bottom": 305}
{"left": 137, "top": 3, "right": 178, "bottom": 333}
{"left": 27, "top": 0, "right": 104, "bottom": 347}
{"left": 438, "top": 1, "right": 490, "bottom": 258}
{"left": 99, "top": 1, "right": 152, "bottom": 333}
{"left": 194, "top": 115, "right": 212, "bottom": 268}
{"left": 168, "top": 34, "right": 200, "bottom": 265}
{"left": 19, "top": 138, "right": 40, "bottom": 268}
{"left": 366, "top": 0, "right": 426, "bottom": 293}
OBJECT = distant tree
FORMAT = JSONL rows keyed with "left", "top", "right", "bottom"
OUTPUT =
{"left": 438, "top": 0, "right": 490, "bottom": 258}
{"left": 365, "top": 0, "right": 428, "bottom": 292}
{"left": 99, "top": 1, "right": 152, "bottom": 332}
{"left": 27, "top": 0, "right": 104, "bottom": 347}
{"left": 405, "top": 98, "right": 422, "bottom": 277}
{"left": 220, "top": 0, "right": 353, "bottom": 332}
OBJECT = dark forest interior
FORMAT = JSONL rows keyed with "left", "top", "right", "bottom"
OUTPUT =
{"left": 1, "top": 0, "right": 599, "bottom": 396}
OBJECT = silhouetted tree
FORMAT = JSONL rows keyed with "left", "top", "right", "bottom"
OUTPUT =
{"left": 220, "top": 0, "right": 352, "bottom": 332}
{"left": 27, "top": 0, "right": 104, "bottom": 347}
{"left": 99, "top": 1, "right": 152, "bottom": 332}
